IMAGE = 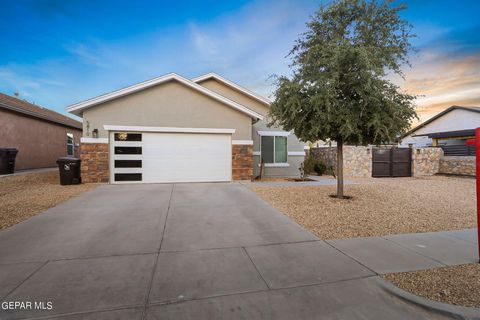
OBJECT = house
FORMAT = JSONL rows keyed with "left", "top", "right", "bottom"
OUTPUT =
{"left": 66, "top": 72, "right": 307, "bottom": 184}
{"left": 0, "top": 93, "right": 82, "bottom": 170}
{"left": 400, "top": 106, "right": 480, "bottom": 156}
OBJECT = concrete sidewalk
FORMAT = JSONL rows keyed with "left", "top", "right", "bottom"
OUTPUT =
{"left": 328, "top": 228, "right": 478, "bottom": 274}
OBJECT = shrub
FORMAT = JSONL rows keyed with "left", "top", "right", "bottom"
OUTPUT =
{"left": 314, "top": 161, "right": 326, "bottom": 175}
{"left": 302, "top": 156, "right": 316, "bottom": 174}
{"left": 300, "top": 156, "right": 327, "bottom": 178}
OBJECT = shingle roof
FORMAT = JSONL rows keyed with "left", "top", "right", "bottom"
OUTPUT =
{"left": 0, "top": 93, "right": 82, "bottom": 130}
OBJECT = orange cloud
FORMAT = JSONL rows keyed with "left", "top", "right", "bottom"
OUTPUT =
{"left": 398, "top": 51, "right": 480, "bottom": 125}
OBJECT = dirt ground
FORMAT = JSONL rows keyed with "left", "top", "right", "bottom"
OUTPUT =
{"left": 251, "top": 175, "right": 476, "bottom": 239}
{"left": 0, "top": 171, "right": 97, "bottom": 230}
{"left": 384, "top": 263, "right": 480, "bottom": 308}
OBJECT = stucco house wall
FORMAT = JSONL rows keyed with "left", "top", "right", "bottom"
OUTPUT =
{"left": 82, "top": 81, "right": 253, "bottom": 140}
{"left": 194, "top": 76, "right": 307, "bottom": 178}
{"left": 401, "top": 108, "right": 480, "bottom": 147}
{"left": 252, "top": 120, "right": 306, "bottom": 177}
{"left": 0, "top": 108, "right": 81, "bottom": 170}
{"left": 195, "top": 78, "right": 269, "bottom": 116}
{"left": 70, "top": 72, "right": 309, "bottom": 182}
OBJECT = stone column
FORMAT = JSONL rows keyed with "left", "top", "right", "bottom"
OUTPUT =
{"left": 412, "top": 147, "right": 443, "bottom": 176}
{"left": 232, "top": 144, "right": 253, "bottom": 180}
{"left": 80, "top": 141, "right": 109, "bottom": 183}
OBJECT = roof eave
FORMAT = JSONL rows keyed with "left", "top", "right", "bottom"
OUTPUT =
{"left": 0, "top": 101, "right": 82, "bottom": 130}
{"left": 66, "top": 73, "right": 263, "bottom": 120}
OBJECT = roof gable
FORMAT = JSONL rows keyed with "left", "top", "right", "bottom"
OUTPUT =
{"left": 66, "top": 73, "right": 263, "bottom": 120}
{"left": 192, "top": 72, "right": 271, "bottom": 106}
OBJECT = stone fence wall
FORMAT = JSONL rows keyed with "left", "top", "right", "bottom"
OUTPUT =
{"left": 439, "top": 156, "right": 475, "bottom": 176}
{"left": 411, "top": 147, "right": 443, "bottom": 176}
{"left": 309, "top": 146, "right": 459, "bottom": 178}
{"left": 310, "top": 146, "right": 372, "bottom": 177}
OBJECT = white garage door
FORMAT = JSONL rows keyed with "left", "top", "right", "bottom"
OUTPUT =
{"left": 110, "top": 131, "right": 232, "bottom": 183}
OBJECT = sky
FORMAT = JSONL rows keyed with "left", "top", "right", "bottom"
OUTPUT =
{"left": 1, "top": 0, "right": 479, "bottom": 125}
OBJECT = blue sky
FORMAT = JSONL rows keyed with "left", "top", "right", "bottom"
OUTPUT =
{"left": 1, "top": 0, "right": 479, "bottom": 122}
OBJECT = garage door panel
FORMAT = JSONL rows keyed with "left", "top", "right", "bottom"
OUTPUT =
{"left": 112, "top": 132, "right": 231, "bottom": 183}
{"left": 143, "top": 133, "right": 231, "bottom": 183}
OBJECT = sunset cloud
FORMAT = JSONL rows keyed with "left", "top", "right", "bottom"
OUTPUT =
{"left": 402, "top": 52, "right": 480, "bottom": 122}
{"left": 398, "top": 24, "right": 480, "bottom": 125}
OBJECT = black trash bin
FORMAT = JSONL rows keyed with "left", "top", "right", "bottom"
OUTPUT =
{"left": 56, "top": 157, "right": 81, "bottom": 185}
{"left": 0, "top": 148, "right": 19, "bottom": 175}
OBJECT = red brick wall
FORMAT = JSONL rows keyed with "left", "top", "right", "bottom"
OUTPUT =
{"left": 80, "top": 143, "right": 109, "bottom": 183}
{"left": 232, "top": 144, "right": 253, "bottom": 180}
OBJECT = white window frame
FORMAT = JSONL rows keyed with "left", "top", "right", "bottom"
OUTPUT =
{"left": 67, "top": 133, "right": 74, "bottom": 156}
{"left": 260, "top": 135, "right": 288, "bottom": 165}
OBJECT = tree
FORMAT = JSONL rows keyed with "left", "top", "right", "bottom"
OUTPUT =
{"left": 268, "top": 0, "right": 418, "bottom": 198}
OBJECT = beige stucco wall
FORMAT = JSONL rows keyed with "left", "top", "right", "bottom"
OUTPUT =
{"left": 81, "top": 80, "right": 253, "bottom": 140}
{"left": 252, "top": 120, "right": 307, "bottom": 177}
{"left": 196, "top": 78, "right": 269, "bottom": 116}
{"left": 252, "top": 120, "right": 306, "bottom": 153}
{"left": 196, "top": 78, "right": 308, "bottom": 177}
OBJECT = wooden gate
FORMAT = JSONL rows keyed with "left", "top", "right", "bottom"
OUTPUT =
{"left": 372, "top": 147, "right": 412, "bottom": 177}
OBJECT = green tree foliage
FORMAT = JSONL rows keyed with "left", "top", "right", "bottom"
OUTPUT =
{"left": 269, "top": 0, "right": 418, "bottom": 198}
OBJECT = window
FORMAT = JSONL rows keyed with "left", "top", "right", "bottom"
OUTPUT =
{"left": 114, "top": 133, "right": 142, "bottom": 141}
{"left": 67, "top": 133, "right": 74, "bottom": 156}
{"left": 114, "top": 146, "right": 142, "bottom": 155}
{"left": 114, "top": 173, "right": 142, "bottom": 181}
{"left": 261, "top": 136, "right": 287, "bottom": 163}
{"left": 114, "top": 160, "right": 142, "bottom": 168}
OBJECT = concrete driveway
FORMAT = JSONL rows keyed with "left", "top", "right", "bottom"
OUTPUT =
{"left": 0, "top": 183, "right": 454, "bottom": 319}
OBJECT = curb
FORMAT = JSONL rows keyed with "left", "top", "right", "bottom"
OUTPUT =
{"left": 378, "top": 278, "right": 480, "bottom": 320}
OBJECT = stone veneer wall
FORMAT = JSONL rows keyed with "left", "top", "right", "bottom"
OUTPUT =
{"left": 309, "top": 147, "right": 336, "bottom": 173}
{"left": 310, "top": 146, "right": 372, "bottom": 177}
{"left": 80, "top": 143, "right": 109, "bottom": 183}
{"left": 311, "top": 146, "right": 447, "bottom": 178}
{"left": 232, "top": 144, "right": 253, "bottom": 180}
{"left": 439, "top": 156, "right": 475, "bottom": 176}
{"left": 343, "top": 146, "right": 372, "bottom": 177}
{"left": 411, "top": 147, "right": 443, "bottom": 176}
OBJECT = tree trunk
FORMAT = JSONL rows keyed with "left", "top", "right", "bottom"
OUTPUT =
{"left": 336, "top": 139, "right": 344, "bottom": 198}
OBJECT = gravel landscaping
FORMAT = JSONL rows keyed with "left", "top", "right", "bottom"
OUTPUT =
{"left": 384, "top": 263, "right": 480, "bottom": 308}
{"left": 0, "top": 170, "right": 97, "bottom": 230}
{"left": 251, "top": 175, "right": 476, "bottom": 239}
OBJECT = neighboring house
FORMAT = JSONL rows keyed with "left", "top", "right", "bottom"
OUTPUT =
{"left": 66, "top": 72, "right": 307, "bottom": 184}
{"left": 0, "top": 93, "right": 82, "bottom": 170}
{"left": 400, "top": 106, "right": 480, "bottom": 156}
